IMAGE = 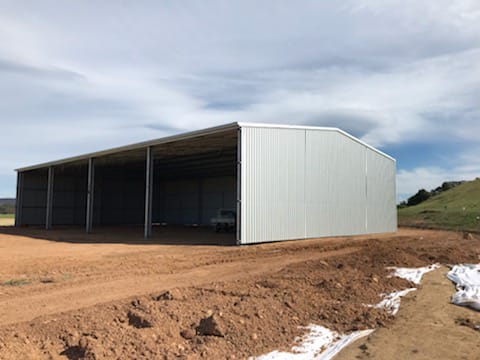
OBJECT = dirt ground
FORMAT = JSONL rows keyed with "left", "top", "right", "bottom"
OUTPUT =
{"left": 0, "top": 226, "right": 479, "bottom": 359}
{"left": 336, "top": 267, "right": 480, "bottom": 360}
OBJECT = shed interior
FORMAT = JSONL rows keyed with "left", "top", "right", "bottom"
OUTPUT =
{"left": 17, "top": 128, "right": 238, "bottom": 239}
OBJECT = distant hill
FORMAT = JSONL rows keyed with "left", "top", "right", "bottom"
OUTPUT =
{"left": 398, "top": 178, "right": 480, "bottom": 232}
{"left": 0, "top": 198, "right": 15, "bottom": 214}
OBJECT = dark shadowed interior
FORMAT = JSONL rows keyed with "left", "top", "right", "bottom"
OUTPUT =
{"left": 17, "top": 129, "right": 238, "bottom": 235}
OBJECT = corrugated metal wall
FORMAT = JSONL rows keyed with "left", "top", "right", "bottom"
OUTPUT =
{"left": 52, "top": 166, "right": 87, "bottom": 225}
{"left": 19, "top": 169, "right": 48, "bottom": 225}
{"left": 305, "top": 131, "right": 367, "bottom": 238}
{"left": 161, "top": 179, "right": 200, "bottom": 224}
{"left": 19, "top": 168, "right": 236, "bottom": 227}
{"left": 95, "top": 163, "right": 145, "bottom": 225}
{"left": 201, "top": 176, "right": 236, "bottom": 224}
{"left": 158, "top": 176, "right": 235, "bottom": 225}
{"left": 240, "top": 126, "right": 396, "bottom": 244}
{"left": 366, "top": 148, "right": 397, "bottom": 233}
{"left": 241, "top": 127, "right": 306, "bottom": 244}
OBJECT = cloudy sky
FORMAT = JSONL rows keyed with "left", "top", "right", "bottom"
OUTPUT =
{"left": 1, "top": 0, "right": 479, "bottom": 200}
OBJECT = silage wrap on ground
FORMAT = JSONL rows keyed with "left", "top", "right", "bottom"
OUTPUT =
{"left": 389, "top": 264, "right": 440, "bottom": 285}
{"left": 447, "top": 264, "right": 480, "bottom": 311}
{"left": 254, "top": 326, "right": 374, "bottom": 360}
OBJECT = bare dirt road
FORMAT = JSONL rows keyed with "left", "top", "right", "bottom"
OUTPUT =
{"left": 0, "top": 227, "right": 479, "bottom": 359}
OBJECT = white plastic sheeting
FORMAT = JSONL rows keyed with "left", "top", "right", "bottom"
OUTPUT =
{"left": 254, "top": 326, "right": 374, "bottom": 360}
{"left": 254, "top": 285, "right": 416, "bottom": 360}
{"left": 374, "top": 288, "right": 417, "bottom": 316}
{"left": 447, "top": 264, "right": 480, "bottom": 311}
{"left": 389, "top": 264, "right": 440, "bottom": 285}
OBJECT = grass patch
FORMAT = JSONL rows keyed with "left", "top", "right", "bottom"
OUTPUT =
{"left": 58, "top": 273, "right": 73, "bottom": 281}
{"left": 2, "top": 279, "right": 31, "bottom": 287}
{"left": 399, "top": 178, "right": 480, "bottom": 232}
{"left": 0, "top": 214, "right": 14, "bottom": 219}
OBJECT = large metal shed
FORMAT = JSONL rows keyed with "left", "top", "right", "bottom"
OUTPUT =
{"left": 14, "top": 122, "right": 396, "bottom": 244}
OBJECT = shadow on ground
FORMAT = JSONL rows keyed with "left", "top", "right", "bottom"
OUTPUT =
{"left": 0, "top": 224, "right": 237, "bottom": 246}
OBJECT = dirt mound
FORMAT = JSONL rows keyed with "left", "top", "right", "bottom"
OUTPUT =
{"left": 0, "top": 229, "right": 478, "bottom": 359}
{"left": 197, "top": 314, "right": 227, "bottom": 337}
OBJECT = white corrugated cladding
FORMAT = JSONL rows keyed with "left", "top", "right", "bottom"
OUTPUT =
{"left": 366, "top": 148, "right": 397, "bottom": 233}
{"left": 305, "top": 130, "right": 367, "bottom": 238}
{"left": 241, "top": 127, "right": 306, "bottom": 244}
{"left": 240, "top": 125, "right": 396, "bottom": 244}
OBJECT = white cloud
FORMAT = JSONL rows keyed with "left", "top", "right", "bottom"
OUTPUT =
{"left": 397, "top": 146, "right": 480, "bottom": 200}
{"left": 0, "top": 1, "right": 480, "bottom": 197}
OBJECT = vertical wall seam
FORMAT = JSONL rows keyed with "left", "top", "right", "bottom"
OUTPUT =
{"left": 304, "top": 129, "right": 307, "bottom": 239}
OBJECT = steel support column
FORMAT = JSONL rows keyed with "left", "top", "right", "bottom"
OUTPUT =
{"left": 236, "top": 128, "right": 242, "bottom": 245}
{"left": 86, "top": 158, "right": 95, "bottom": 233}
{"left": 144, "top": 146, "right": 153, "bottom": 238}
{"left": 46, "top": 166, "right": 54, "bottom": 230}
{"left": 15, "top": 172, "right": 24, "bottom": 227}
{"left": 197, "top": 178, "right": 203, "bottom": 225}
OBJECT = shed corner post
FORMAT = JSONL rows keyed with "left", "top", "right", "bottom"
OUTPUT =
{"left": 144, "top": 146, "right": 154, "bottom": 239}
{"left": 45, "top": 166, "right": 55, "bottom": 230}
{"left": 236, "top": 126, "right": 242, "bottom": 245}
{"left": 86, "top": 158, "right": 95, "bottom": 233}
{"left": 15, "top": 171, "right": 24, "bottom": 227}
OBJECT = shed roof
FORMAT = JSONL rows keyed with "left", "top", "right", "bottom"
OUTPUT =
{"left": 16, "top": 122, "right": 394, "bottom": 172}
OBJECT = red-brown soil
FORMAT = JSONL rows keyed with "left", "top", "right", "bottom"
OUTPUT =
{"left": 0, "top": 227, "right": 479, "bottom": 359}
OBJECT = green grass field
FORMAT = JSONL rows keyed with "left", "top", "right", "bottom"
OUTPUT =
{"left": 0, "top": 213, "right": 14, "bottom": 219}
{"left": 398, "top": 178, "right": 480, "bottom": 232}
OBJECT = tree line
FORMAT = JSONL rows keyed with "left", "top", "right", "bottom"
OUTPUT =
{"left": 398, "top": 181, "right": 465, "bottom": 208}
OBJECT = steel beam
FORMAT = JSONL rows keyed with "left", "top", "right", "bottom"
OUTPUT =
{"left": 15, "top": 172, "right": 24, "bottom": 227}
{"left": 86, "top": 158, "right": 95, "bottom": 233}
{"left": 45, "top": 166, "right": 54, "bottom": 230}
{"left": 144, "top": 146, "right": 153, "bottom": 238}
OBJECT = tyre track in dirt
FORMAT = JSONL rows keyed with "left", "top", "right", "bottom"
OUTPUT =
{"left": 0, "top": 246, "right": 360, "bottom": 326}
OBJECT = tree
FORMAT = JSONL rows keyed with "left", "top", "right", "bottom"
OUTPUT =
{"left": 407, "top": 189, "right": 431, "bottom": 206}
